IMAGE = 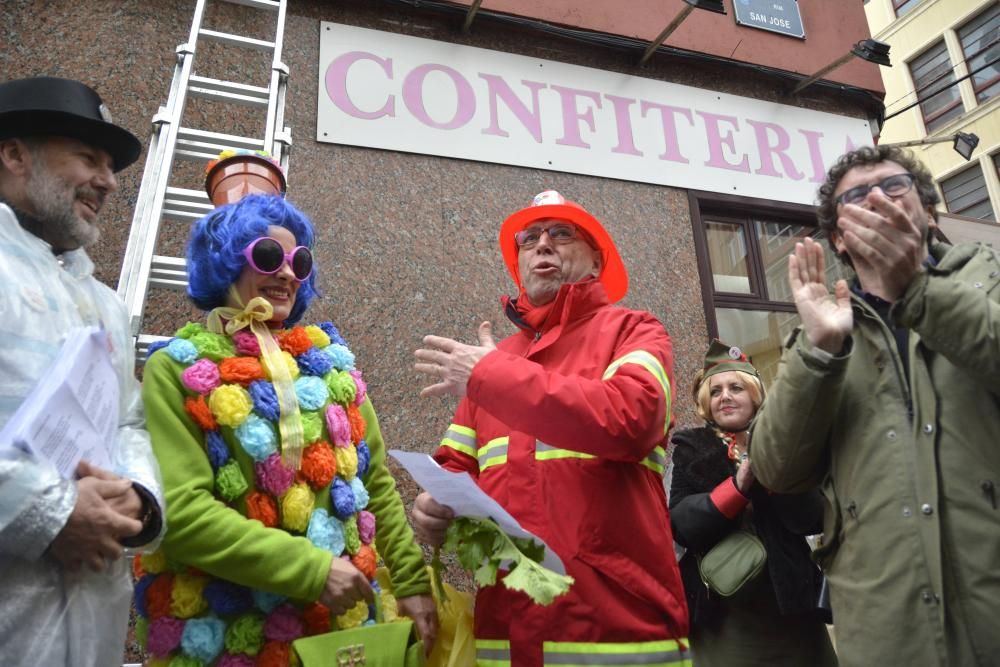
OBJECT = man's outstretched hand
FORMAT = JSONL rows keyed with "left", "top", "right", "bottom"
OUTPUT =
{"left": 414, "top": 322, "right": 496, "bottom": 398}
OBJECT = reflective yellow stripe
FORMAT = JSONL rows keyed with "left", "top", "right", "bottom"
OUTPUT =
{"left": 441, "top": 438, "right": 476, "bottom": 457}
{"left": 536, "top": 441, "right": 595, "bottom": 461}
{"left": 602, "top": 350, "right": 672, "bottom": 435}
{"left": 448, "top": 424, "right": 476, "bottom": 438}
{"left": 479, "top": 437, "right": 509, "bottom": 471}
{"left": 468, "top": 438, "right": 665, "bottom": 475}
{"left": 440, "top": 423, "right": 477, "bottom": 457}
{"left": 543, "top": 638, "right": 689, "bottom": 666}
{"left": 476, "top": 639, "right": 511, "bottom": 666}
{"left": 536, "top": 441, "right": 667, "bottom": 477}
{"left": 640, "top": 445, "right": 667, "bottom": 475}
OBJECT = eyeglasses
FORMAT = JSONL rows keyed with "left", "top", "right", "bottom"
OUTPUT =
{"left": 241, "top": 236, "right": 313, "bottom": 282}
{"left": 835, "top": 173, "right": 916, "bottom": 207}
{"left": 514, "top": 223, "right": 580, "bottom": 249}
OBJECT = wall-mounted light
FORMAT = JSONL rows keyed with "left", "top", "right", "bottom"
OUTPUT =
{"left": 881, "top": 131, "right": 981, "bottom": 161}
{"left": 638, "top": 0, "right": 727, "bottom": 66}
{"left": 790, "top": 39, "right": 891, "bottom": 95}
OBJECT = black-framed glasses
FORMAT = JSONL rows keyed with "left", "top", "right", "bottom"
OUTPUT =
{"left": 241, "top": 236, "right": 313, "bottom": 282}
{"left": 835, "top": 172, "right": 916, "bottom": 207}
{"left": 514, "top": 223, "right": 580, "bottom": 249}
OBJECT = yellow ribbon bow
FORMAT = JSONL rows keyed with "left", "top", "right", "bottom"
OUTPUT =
{"left": 207, "top": 286, "right": 305, "bottom": 470}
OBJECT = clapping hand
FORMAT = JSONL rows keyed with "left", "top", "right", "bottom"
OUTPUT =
{"left": 837, "top": 190, "right": 926, "bottom": 302}
{"left": 789, "top": 238, "right": 852, "bottom": 354}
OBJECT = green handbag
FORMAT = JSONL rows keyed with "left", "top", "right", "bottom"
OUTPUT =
{"left": 292, "top": 619, "right": 425, "bottom": 667}
{"left": 697, "top": 530, "right": 767, "bottom": 597}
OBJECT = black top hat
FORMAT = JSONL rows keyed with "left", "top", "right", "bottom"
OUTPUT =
{"left": 0, "top": 77, "right": 141, "bottom": 172}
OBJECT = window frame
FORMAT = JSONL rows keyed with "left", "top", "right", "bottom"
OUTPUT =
{"left": 689, "top": 190, "right": 813, "bottom": 340}
{"left": 908, "top": 39, "right": 964, "bottom": 133}
{"left": 893, "top": 0, "right": 923, "bottom": 19}
{"left": 957, "top": 3, "right": 1000, "bottom": 105}
{"left": 940, "top": 162, "right": 995, "bottom": 221}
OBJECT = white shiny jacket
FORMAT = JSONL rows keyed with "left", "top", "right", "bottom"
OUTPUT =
{"left": 0, "top": 203, "right": 165, "bottom": 666}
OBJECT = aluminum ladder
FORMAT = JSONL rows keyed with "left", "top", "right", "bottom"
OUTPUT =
{"left": 116, "top": 0, "right": 292, "bottom": 360}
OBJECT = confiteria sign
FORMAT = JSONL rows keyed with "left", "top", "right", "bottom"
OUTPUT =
{"left": 317, "top": 22, "right": 872, "bottom": 205}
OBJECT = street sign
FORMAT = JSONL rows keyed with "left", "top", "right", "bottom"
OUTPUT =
{"left": 733, "top": 0, "right": 805, "bottom": 39}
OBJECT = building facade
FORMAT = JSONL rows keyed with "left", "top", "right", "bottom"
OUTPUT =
{"left": 1, "top": 0, "right": 886, "bottom": 429}
{"left": 3, "top": 0, "right": 888, "bottom": 454}
{"left": 866, "top": 0, "right": 1000, "bottom": 222}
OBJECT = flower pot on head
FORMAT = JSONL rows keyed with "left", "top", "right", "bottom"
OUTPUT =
{"left": 205, "top": 154, "right": 287, "bottom": 208}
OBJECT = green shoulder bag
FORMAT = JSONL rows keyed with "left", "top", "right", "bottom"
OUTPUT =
{"left": 697, "top": 530, "right": 767, "bottom": 597}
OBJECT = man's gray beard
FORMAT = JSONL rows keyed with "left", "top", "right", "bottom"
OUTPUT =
{"left": 24, "top": 164, "right": 100, "bottom": 250}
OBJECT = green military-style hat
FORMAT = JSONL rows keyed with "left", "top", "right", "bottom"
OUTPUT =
{"left": 702, "top": 339, "right": 760, "bottom": 381}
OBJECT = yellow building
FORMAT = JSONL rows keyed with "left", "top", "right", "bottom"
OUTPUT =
{"left": 866, "top": 0, "right": 999, "bottom": 222}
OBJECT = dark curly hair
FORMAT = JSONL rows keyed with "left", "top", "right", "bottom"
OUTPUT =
{"left": 186, "top": 194, "right": 319, "bottom": 325}
{"left": 816, "top": 144, "right": 940, "bottom": 255}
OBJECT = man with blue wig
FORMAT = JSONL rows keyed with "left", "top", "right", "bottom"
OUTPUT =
{"left": 0, "top": 76, "right": 165, "bottom": 665}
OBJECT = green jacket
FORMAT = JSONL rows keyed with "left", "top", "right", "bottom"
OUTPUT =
{"left": 143, "top": 350, "right": 431, "bottom": 603}
{"left": 751, "top": 240, "right": 1000, "bottom": 667}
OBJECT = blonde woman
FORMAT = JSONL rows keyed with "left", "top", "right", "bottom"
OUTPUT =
{"left": 669, "top": 340, "right": 836, "bottom": 666}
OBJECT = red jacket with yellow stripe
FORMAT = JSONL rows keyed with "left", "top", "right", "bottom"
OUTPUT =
{"left": 433, "top": 279, "right": 689, "bottom": 667}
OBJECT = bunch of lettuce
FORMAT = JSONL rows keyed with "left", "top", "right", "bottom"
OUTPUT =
{"left": 432, "top": 517, "right": 574, "bottom": 606}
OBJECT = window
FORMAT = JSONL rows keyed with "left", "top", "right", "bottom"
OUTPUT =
{"left": 941, "top": 164, "right": 995, "bottom": 220}
{"left": 910, "top": 41, "right": 963, "bottom": 132}
{"left": 894, "top": 0, "right": 923, "bottom": 18}
{"left": 959, "top": 4, "right": 1000, "bottom": 105}
{"left": 691, "top": 194, "right": 849, "bottom": 387}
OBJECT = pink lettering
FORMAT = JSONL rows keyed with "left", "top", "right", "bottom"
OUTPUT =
{"left": 479, "top": 75, "right": 546, "bottom": 143}
{"left": 402, "top": 64, "right": 475, "bottom": 130}
{"left": 799, "top": 130, "right": 827, "bottom": 183}
{"left": 640, "top": 101, "right": 693, "bottom": 163}
{"left": 746, "top": 120, "right": 804, "bottom": 180}
{"left": 325, "top": 51, "right": 395, "bottom": 120}
{"left": 551, "top": 85, "right": 602, "bottom": 149}
{"left": 698, "top": 112, "right": 750, "bottom": 172}
{"left": 604, "top": 95, "right": 642, "bottom": 156}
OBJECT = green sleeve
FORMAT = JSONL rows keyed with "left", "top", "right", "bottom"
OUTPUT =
{"left": 891, "top": 245, "right": 1000, "bottom": 379}
{"left": 359, "top": 398, "right": 431, "bottom": 599}
{"left": 143, "top": 352, "right": 332, "bottom": 600}
{"left": 749, "top": 332, "right": 847, "bottom": 494}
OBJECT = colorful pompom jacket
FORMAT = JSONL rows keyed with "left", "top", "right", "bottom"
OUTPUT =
{"left": 136, "top": 321, "right": 430, "bottom": 666}
{"left": 433, "top": 279, "right": 690, "bottom": 667}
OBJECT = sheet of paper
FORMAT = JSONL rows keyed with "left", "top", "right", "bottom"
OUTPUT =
{"left": 389, "top": 449, "right": 565, "bottom": 573}
{"left": 0, "top": 326, "right": 118, "bottom": 478}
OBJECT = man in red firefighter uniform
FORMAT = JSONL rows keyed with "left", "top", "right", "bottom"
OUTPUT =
{"left": 413, "top": 190, "right": 689, "bottom": 666}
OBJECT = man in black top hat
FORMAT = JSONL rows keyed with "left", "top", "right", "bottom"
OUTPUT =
{"left": 0, "top": 76, "right": 165, "bottom": 666}
{"left": 0, "top": 75, "right": 142, "bottom": 251}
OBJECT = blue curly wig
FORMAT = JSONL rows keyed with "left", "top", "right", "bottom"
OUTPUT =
{"left": 187, "top": 194, "right": 319, "bottom": 326}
